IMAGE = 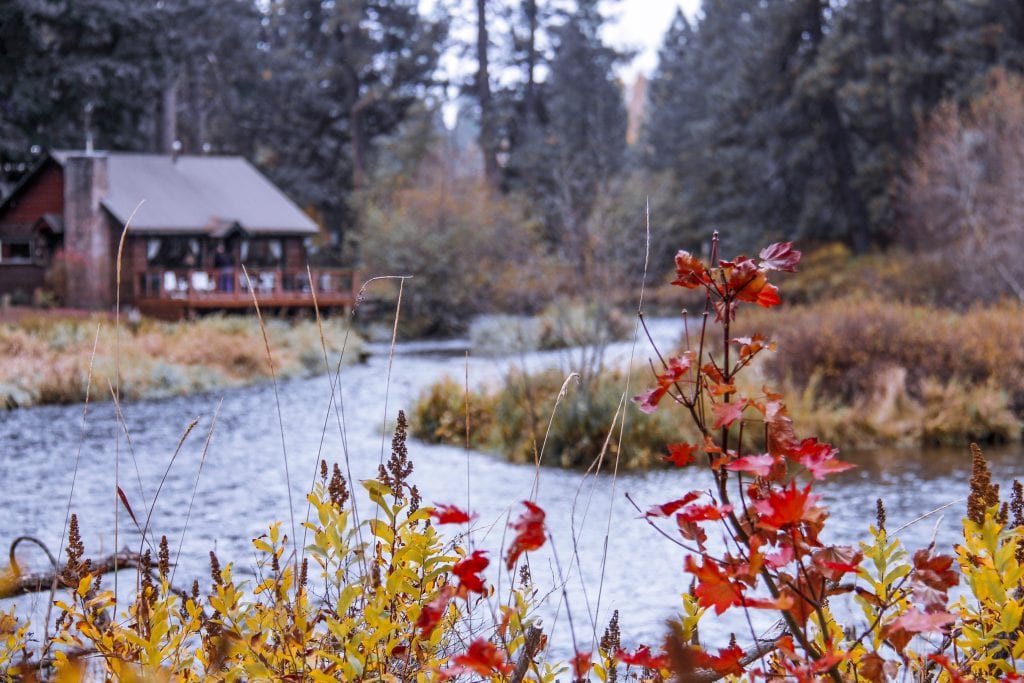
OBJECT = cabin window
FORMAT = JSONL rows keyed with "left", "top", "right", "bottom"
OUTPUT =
{"left": 0, "top": 239, "right": 33, "bottom": 264}
{"left": 240, "top": 238, "right": 283, "bottom": 267}
{"left": 146, "top": 237, "right": 201, "bottom": 267}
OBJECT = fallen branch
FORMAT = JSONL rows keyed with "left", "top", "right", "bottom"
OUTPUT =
{"left": 2, "top": 547, "right": 147, "bottom": 599}
{"left": 4, "top": 536, "right": 191, "bottom": 602}
{"left": 510, "top": 625, "right": 544, "bottom": 683}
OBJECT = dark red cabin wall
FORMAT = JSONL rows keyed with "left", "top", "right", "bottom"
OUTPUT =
{"left": 0, "top": 164, "right": 64, "bottom": 298}
{"left": 0, "top": 164, "right": 64, "bottom": 224}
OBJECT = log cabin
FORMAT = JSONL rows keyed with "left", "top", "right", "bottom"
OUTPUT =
{"left": 0, "top": 150, "right": 358, "bottom": 318}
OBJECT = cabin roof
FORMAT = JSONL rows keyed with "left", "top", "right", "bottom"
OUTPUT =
{"left": 49, "top": 150, "right": 318, "bottom": 235}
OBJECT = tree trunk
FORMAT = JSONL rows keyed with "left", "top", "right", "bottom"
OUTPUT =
{"left": 477, "top": 0, "right": 500, "bottom": 188}
{"left": 524, "top": 0, "right": 538, "bottom": 123}
{"left": 350, "top": 91, "right": 377, "bottom": 191}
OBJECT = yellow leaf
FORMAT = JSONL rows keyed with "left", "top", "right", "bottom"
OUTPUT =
{"left": 76, "top": 574, "right": 93, "bottom": 598}
{"left": 1001, "top": 601, "right": 1024, "bottom": 633}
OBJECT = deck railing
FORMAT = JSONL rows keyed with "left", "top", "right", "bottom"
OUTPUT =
{"left": 136, "top": 267, "right": 360, "bottom": 305}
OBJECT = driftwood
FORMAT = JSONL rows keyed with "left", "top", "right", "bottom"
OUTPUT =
{"left": 3, "top": 547, "right": 147, "bottom": 599}
{"left": 3, "top": 535, "right": 168, "bottom": 600}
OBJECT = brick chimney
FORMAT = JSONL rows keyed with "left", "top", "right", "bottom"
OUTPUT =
{"left": 62, "top": 152, "right": 113, "bottom": 309}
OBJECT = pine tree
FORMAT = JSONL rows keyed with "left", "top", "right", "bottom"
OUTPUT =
{"left": 529, "top": 0, "right": 628, "bottom": 272}
{"left": 0, "top": 0, "right": 169, "bottom": 176}
{"left": 642, "top": 9, "right": 700, "bottom": 172}
{"left": 246, "top": 0, "right": 446, "bottom": 249}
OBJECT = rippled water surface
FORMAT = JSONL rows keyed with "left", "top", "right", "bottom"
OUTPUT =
{"left": 1, "top": 319, "right": 1020, "bottom": 654}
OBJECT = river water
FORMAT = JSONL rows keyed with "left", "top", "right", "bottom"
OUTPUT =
{"left": 0, "top": 318, "right": 1020, "bottom": 657}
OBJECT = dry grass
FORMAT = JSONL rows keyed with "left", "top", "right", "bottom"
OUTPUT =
{"left": 412, "top": 367, "right": 689, "bottom": 470}
{"left": 736, "top": 298, "right": 1024, "bottom": 446}
{"left": 0, "top": 314, "right": 362, "bottom": 408}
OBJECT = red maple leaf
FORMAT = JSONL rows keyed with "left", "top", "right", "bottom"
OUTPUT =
{"left": 634, "top": 353, "right": 695, "bottom": 414}
{"left": 696, "top": 643, "right": 746, "bottom": 676}
{"left": 910, "top": 548, "right": 959, "bottom": 612}
{"left": 662, "top": 442, "right": 699, "bottom": 467}
{"left": 926, "top": 654, "right": 970, "bottom": 683}
{"left": 645, "top": 491, "right": 702, "bottom": 518}
{"left": 759, "top": 242, "right": 802, "bottom": 272}
{"left": 726, "top": 453, "right": 778, "bottom": 477}
{"left": 452, "top": 550, "right": 489, "bottom": 595}
{"left": 731, "top": 333, "right": 774, "bottom": 361}
{"left": 444, "top": 639, "right": 514, "bottom": 677}
{"left": 812, "top": 546, "right": 863, "bottom": 581}
{"left": 754, "top": 283, "right": 781, "bottom": 307}
{"left": 505, "top": 501, "right": 546, "bottom": 570}
{"left": 765, "top": 407, "right": 798, "bottom": 459}
{"left": 685, "top": 556, "right": 745, "bottom": 615}
{"left": 913, "top": 549, "right": 959, "bottom": 591}
{"left": 712, "top": 399, "right": 747, "bottom": 430}
{"left": 430, "top": 504, "right": 476, "bottom": 525}
{"left": 616, "top": 645, "right": 669, "bottom": 669}
{"left": 777, "top": 650, "right": 847, "bottom": 680}
{"left": 753, "top": 482, "right": 821, "bottom": 530}
{"left": 887, "top": 608, "right": 955, "bottom": 634}
{"left": 633, "top": 386, "right": 669, "bottom": 415}
{"left": 709, "top": 381, "right": 737, "bottom": 396}
{"left": 676, "top": 503, "right": 733, "bottom": 524}
{"left": 702, "top": 362, "right": 725, "bottom": 384}
{"left": 740, "top": 593, "right": 795, "bottom": 610}
{"left": 672, "top": 250, "right": 709, "bottom": 289}
{"left": 416, "top": 585, "right": 455, "bottom": 638}
{"left": 763, "top": 544, "right": 794, "bottom": 569}
{"left": 571, "top": 650, "right": 591, "bottom": 678}
{"left": 790, "top": 438, "right": 854, "bottom": 480}
{"left": 724, "top": 258, "right": 766, "bottom": 299}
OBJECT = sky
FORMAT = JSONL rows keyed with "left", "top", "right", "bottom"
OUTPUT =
{"left": 601, "top": 0, "right": 702, "bottom": 82}
{"left": 423, "top": 0, "right": 703, "bottom": 86}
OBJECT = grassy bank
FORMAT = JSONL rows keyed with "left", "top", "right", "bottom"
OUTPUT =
{"left": 0, "top": 314, "right": 363, "bottom": 409}
{"left": 737, "top": 298, "right": 1024, "bottom": 447}
{"left": 413, "top": 368, "right": 688, "bottom": 470}
{"left": 414, "top": 297, "right": 1024, "bottom": 467}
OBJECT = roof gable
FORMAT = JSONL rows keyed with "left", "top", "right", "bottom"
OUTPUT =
{"left": 51, "top": 151, "right": 318, "bottom": 235}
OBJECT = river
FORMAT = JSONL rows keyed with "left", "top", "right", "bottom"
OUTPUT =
{"left": 0, "top": 318, "right": 1019, "bottom": 658}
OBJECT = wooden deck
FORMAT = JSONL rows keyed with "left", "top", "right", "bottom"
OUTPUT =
{"left": 134, "top": 267, "right": 359, "bottom": 320}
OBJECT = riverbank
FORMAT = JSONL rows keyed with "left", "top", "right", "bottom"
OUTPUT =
{"left": 742, "top": 298, "right": 1024, "bottom": 447}
{"left": 413, "top": 298, "right": 1024, "bottom": 466}
{"left": 0, "top": 313, "right": 363, "bottom": 408}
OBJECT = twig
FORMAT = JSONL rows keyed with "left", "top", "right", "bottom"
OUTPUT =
{"left": 893, "top": 499, "right": 963, "bottom": 536}
{"left": 243, "top": 265, "right": 298, "bottom": 568}
{"left": 510, "top": 625, "right": 544, "bottom": 683}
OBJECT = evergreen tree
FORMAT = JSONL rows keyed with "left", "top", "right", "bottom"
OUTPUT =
{"left": 642, "top": 9, "right": 699, "bottom": 172}
{"left": 678, "top": 0, "right": 765, "bottom": 250}
{"left": 0, "top": 0, "right": 169, "bottom": 178}
{"left": 239, "top": 0, "right": 446, "bottom": 248}
{"left": 521, "top": 0, "right": 627, "bottom": 272}
{"left": 946, "top": 0, "right": 1024, "bottom": 91}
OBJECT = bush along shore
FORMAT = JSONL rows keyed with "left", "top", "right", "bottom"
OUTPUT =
{"left": 740, "top": 298, "right": 1024, "bottom": 448}
{"left": 413, "top": 367, "right": 686, "bottom": 470}
{"left": 0, "top": 314, "right": 363, "bottom": 409}
{"left": 4, "top": 238, "right": 1024, "bottom": 680}
{"left": 416, "top": 295, "right": 1024, "bottom": 465}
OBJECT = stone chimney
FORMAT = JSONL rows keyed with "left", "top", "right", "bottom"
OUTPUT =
{"left": 62, "top": 153, "right": 113, "bottom": 310}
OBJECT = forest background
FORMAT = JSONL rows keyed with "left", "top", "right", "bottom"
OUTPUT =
{"left": 2, "top": 0, "right": 1024, "bottom": 336}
